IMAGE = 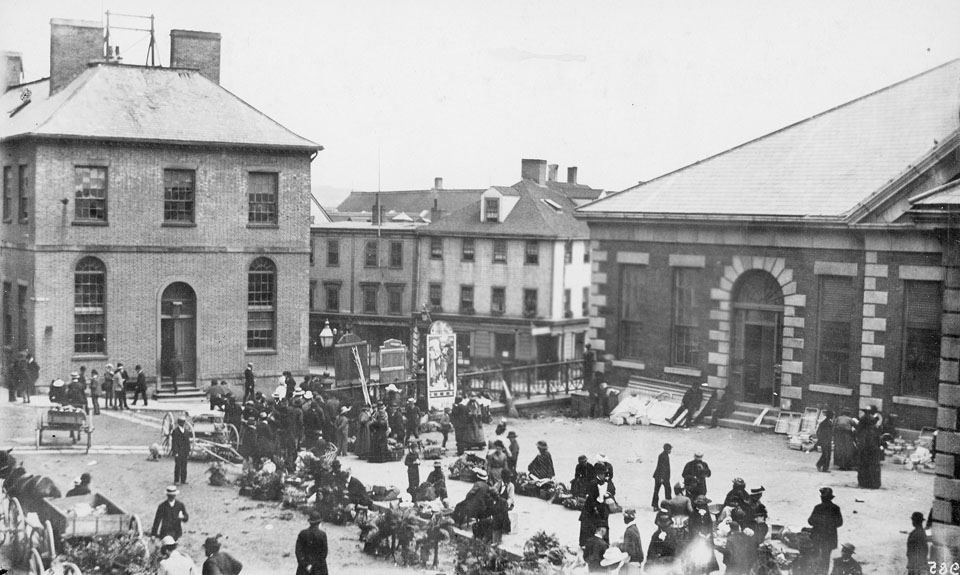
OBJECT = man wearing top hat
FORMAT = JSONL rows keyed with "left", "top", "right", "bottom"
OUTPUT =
{"left": 808, "top": 486, "right": 843, "bottom": 574}
{"left": 295, "top": 510, "right": 328, "bottom": 575}
{"left": 201, "top": 535, "right": 243, "bottom": 575}
{"left": 171, "top": 416, "right": 192, "bottom": 484}
{"left": 151, "top": 485, "right": 189, "bottom": 540}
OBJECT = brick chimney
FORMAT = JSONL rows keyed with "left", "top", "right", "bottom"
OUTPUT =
{"left": 50, "top": 19, "right": 103, "bottom": 95}
{"left": 521, "top": 159, "right": 547, "bottom": 184}
{"left": 567, "top": 166, "right": 578, "bottom": 184}
{"left": 430, "top": 198, "right": 442, "bottom": 222}
{"left": 434, "top": 177, "right": 443, "bottom": 190}
{"left": 170, "top": 29, "right": 222, "bottom": 84}
{"left": 548, "top": 164, "right": 559, "bottom": 182}
{"left": 2, "top": 52, "right": 23, "bottom": 89}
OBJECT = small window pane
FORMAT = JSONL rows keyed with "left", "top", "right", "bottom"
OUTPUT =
{"left": 462, "top": 238, "right": 475, "bottom": 262}
{"left": 75, "top": 166, "right": 107, "bottom": 222}
{"left": 430, "top": 237, "right": 443, "bottom": 259}
{"left": 389, "top": 241, "right": 403, "bottom": 268}
{"left": 525, "top": 241, "right": 539, "bottom": 265}
{"left": 247, "top": 258, "right": 276, "bottom": 349}
{"left": 492, "top": 287, "right": 505, "bottom": 314}
{"left": 163, "top": 169, "right": 195, "bottom": 222}
{"left": 429, "top": 283, "right": 443, "bottom": 309}
{"left": 74, "top": 257, "right": 106, "bottom": 354}
{"left": 365, "top": 241, "right": 378, "bottom": 267}
{"left": 493, "top": 240, "right": 507, "bottom": 263}
{"left": 248, "top": 172, "right": 278, "bottom": 224}
{"left": 327, "top": 240, "right": 340, "bottom": 266}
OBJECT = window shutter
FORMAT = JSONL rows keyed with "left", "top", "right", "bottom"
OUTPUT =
{"left": 819, "top": 276, "right": 854, "bottom": 322}
{"left": 907, "top": 281, "right": 941, "bottom": 328}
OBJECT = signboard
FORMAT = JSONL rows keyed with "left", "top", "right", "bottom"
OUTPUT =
{"left": 380, "top": 339, "right": 408, "bottom": 385}
{"left": 333, "top": 333, "right": 369, "bottom": 387}
{"left": 426, "top": 331, "right": 457, "bottom": 409}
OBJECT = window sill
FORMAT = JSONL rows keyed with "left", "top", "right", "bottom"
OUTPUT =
{"left": 808, "top": 383, "right": 853, "bottom": 396}
{"left": 493, "top": 260, "right": 507, "bottom": 265}
{"left": 161, "top": 221, "right": 197, "bottom": 228}
{"left": 611, "top": 359, "right": 645, "bottom": 371}
{"left": 892, "top": 395, "right": 938, "bottom": 408}
{"left": 663, "top": 366, "right": 702, "bottom": 377}
{"left": 71, "top": 220, "right": 108, "bottom": 227}
{"left": 246, "top": 223, "right": 279, "bottom": 229}
{"left": 72, "top": 353, "right": 109, "bottom": 360}
{"left": 245, "top": 349, "right": 278, "bottom": 356}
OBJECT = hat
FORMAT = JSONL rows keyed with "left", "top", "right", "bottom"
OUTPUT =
{"left": 434, "top": 461, "right": 442, "bottom": 468}
{"left": 536, "top": 440, "right": 548, "bottom": 449}
{"left": 407, "top": 397, "right": 415, "bottom": 403}
{"left": 475, "top": 469, "right": 488, "bottom": 480}
{"left": 386, "top": 384, "right": 399, "bottom": 392}
{"left": 596, "top": 453, "right": 608, "bottom": 463}
{"left": 499, "top": 417, "right": 507, "bottom": 424}
{"left": 600, "top": 547, "right": 629, "bottom": 567}
{"left": 52, "top": 379, "right": 65, "bottom": 388}
{"left": 70, "top": 371, "right": 79, "bottom": 379}
{"left": 623, "top": 508, "right": 637, "bottom": 519}
{"left": 694, "top": 451, "right": 704, "bottom": 458}
{"left": 165, "top": 485, "right": 179, "bottom": 495}
{"left": 507, "top": 431, "right": 518, "bottom": 438}
{"left": 293, "top": 389, "right": 305, "bottom": 397}
{"left": 694, "top": 495, "right": 711, "bottom": 506}
{"left": 304, "top": 391, "right": 314, "bottom": 399}
{"left": 674, "top": 482, "right": 683, "bottom": 491}
{"left": 106, "top": 363, "right": 114, "bottom": 370}
{"left": 819, "top": 487, "right": 834, "bottom": 499}
{"left": 308, "top": 510, "right": 322, "bottom": 524}
{"left": 750, "top": 486, "right": 766, "bottom": 495}
{"left": 655, "top": 512, "right": 671, "bottom": 524}
{"left": 841, "top": 543, "right": 856, "bottom": 553}
{"left": 177, "top": 416, "right": 187, "bottom": 423}
{"left": 80, "top": 472, "right": 91, "bottom": 483}
{"left": 247, "top": 362, "right": 253, "bottom": 368}
{"left": 161, "top": 535, "right": 177, "bottom": 547}
{"left": 340, "top": 406, "right": 350, "bottom": 414}
{"left": 202, "top": 537, "right": 221, "bottom": 551}
{"left": 733, "top": 477, "right": 746, "bottom": 487}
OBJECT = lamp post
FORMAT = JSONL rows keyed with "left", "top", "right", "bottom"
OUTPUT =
{"left": 319, "top": 320, "right": 334, "bottom": 375}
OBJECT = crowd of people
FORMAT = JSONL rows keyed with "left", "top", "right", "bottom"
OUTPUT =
{"left": 814, "top": 406, "right": 890, "bottom": 489}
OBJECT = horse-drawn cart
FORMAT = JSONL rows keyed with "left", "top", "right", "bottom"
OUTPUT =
{"left": 160, "top": 410, "right": 242, "bottom": 463}
{"left": 36, "top": 406, "right": 93, "bottom": 453}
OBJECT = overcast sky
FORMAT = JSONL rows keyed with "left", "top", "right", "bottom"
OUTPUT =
{"left": 2, "top": 1, "right": 959, "bottom": 204}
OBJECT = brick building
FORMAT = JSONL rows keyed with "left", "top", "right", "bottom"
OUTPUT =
{"left": 420, "top": 159, "right": 600, "bottom": 369}
{"left": 1, "top": 20, "right": 320, "bottom": 394}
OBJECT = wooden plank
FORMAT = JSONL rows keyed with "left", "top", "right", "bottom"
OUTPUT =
{"left": 752, "top": 408, "right": 769, "bottom": 427}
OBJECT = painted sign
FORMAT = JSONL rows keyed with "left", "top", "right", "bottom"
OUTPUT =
{"left": 426, "top": 331, "right": 457, "bottom": 409}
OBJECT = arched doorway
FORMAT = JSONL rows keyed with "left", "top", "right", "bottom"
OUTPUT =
{"left": 731, "top": 270, "right": 784, "bottom": 405}
{"left": 160, "top": 282, "right": 197, "bottom": 386}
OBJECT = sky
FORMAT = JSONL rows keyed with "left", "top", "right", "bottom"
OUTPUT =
{"left": 2, "top": 1, "right": 959, "bottom": 206}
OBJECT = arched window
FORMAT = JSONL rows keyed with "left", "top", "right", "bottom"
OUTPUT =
{"left": 75, "top": 257, "right": 106, "bottom": 353}
{"left": 247, "top": 257, "right": 276, "bottom": 349}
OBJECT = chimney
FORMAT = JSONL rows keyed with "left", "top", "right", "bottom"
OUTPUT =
{"left": 521, "top": 159, "right": 548, "bottom": 185}
{"left": 567, "top": 166, "right": 578, "bottom": 184}
{"left": 548, "top": 164, "right": 559, "bottom": 182}
{"left": 49, "top": 19, "right": 103, "bottom": 95}
{"left": 2, "top": 52, "right": 23, "bottom": 89}
{"left": 434, "top": 177, "right": 443, "bottom": 190}
{"left": 170, "top": 29, "right": 222, "bottom": 84}
{"left": 430, "top": 198, "right": 442, "bottom": 222}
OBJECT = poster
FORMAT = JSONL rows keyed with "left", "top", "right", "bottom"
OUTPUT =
{"left": 426, "top": 332, "right": 457, "bottom": 409}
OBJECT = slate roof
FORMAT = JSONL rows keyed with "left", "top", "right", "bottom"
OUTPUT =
{"left": 422, "top": 179, "right": 589, "bottom": 239}
{"left": 543, "top": 181, "right": 604, "bottom": 201}
{"left": 0, "top": 64, "right": 319, "bottom": 150}
{"left": 579, "top": 59, "right": 960, "bottom": 220}
{"left": 336, "top": 189, "right": 485, "bottom": 214}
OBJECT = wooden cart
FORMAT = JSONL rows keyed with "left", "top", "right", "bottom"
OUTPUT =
{"left": 4, "top": 490, "right": 144, "bottom": 575}
{"left": 160, "top": 410, "right": 242, "bottom": 463}
{"left": 36, "top": 407, "right": 93, "bottom": 454}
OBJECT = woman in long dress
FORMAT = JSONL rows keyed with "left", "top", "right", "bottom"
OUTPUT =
{"left": 369, "top": 403, "right": 391, "bottom": 463}
{"left": 832, "top": 409, "right": 858, "bottom": 470}
{"left": 857, "top": 414, "right": 882, "bottom": 488}
{"left": 461, "top": 397, "right": 486, "bottom": 449}
{"left": 355, "top": 405, "right": 372, "bottom": 459}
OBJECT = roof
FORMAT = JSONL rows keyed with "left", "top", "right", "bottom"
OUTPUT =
{"left": 542, "top": 181, "right": 604, "bottom": 201}
{"left": 310, "top": 194, "right": 332, "bottom": 224}
{"left": 336, "top": 189, "right": 484, "bottom": 213}
{"left": 579, "top": 59, "right": 960, "bottom": 221}
{"left": 311, "top": 220, "right": 421, "bottom": 232}
{"left": 422, "top": 179, "right": 589, "bottom": 239}
{"left": 0, "top": 64, "right": 320, "bottom": 150}
{"left": 911, "top": 178, "right": 960, "bottom": 206}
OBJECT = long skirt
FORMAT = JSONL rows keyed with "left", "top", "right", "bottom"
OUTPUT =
{"left": 369, "top": 426, "right": 391, "bottom": 463}
{"left": 355, "top": 422, "right": 371, "bottom": 458}
{"left": 833, "top": 429, "right": 858, "bottom": 470}
{"left": 857, "top": 447, "right": 882, "bottom": 488}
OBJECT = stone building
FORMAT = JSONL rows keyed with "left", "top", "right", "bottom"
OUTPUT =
{"left": 0, "top": 19, "right": 320, "bottom": 395}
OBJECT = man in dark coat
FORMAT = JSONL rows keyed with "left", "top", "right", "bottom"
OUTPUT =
{"left": 652, "top": 443, "right": 672, "bottom": 510}
{"left": 816, "top": 409, "right": 835, "bottom": 472}
{"left": 906, "top": 511, "right": 929, "bottom": 575}
{"left": 131, "top": 365, "right": 148, "bottom": 406}
{"left": 243, "top": 362, "right": 256, "bottom": 403}
{"left": 527, "top": 440, "right": 555, "bottom": 479}
{"left": 151, "top": 485, "right": 189, "bottom": 540}
{"left": 201, "top": 536, "right": 243, "bottom": 575}
{"left": 681, "top": 452, "right": 712, "bottom": 497}
{"left": 506, "top": 430, "right": 520, "bottom": 471}
{"left": 723, "top": 477, "right": 749, "bottom": 510}
{"left": 167, "top": 355, "right": 183, "bottom": 395}
{"left": 620, "top": 509, "right": 644, "bottom": 567}
{"left": 722, "top": 521, "right": 756, "bottom": 575}
{"left": 171, "top": 416, "right": 191, "bottom": 484}
{"left": 646, "top": 513, "right": 677, "bottom": 569}
{"left": 582, "top": 343, "right": 597, "bottom": 413}
{"left": 295, "top": 510, "right": 328, "bottom": 575}
{"left": 808, "top": 486, "right": 843, "bottom": 574}
{"left": 65, "top": 473, "right": 92, "bottom": 497}
{"left": 667, "top": 381, "right": 703, "bottom": 428}
{"left": 404, "top": 397, "right": 422, "bottom": 442}
{"left": 451, "top": 396, "right": 468, "bottom": 455}
{"left": 24, "top": 352, "right": 39, "bottom": 402}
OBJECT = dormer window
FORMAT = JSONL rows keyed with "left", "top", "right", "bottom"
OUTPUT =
{"left": 485, "top": 198, "right": 500, "bottom": 222}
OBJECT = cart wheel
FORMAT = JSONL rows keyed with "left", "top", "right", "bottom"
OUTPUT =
{"left": 160, "top": 412, "right": 175, "bottom": 455}
{"left": 29, "top": 547, "right": 44, "bottom": 575}
{"left": 225, "top": 423, "right": 241, "bottom": 451}
{"left": 43, "top": 519, "right": 57, "bottom": 559}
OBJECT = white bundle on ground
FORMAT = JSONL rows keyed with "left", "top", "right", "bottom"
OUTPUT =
{"left": 608, "top": 394, "right": 649, "bottom": 426}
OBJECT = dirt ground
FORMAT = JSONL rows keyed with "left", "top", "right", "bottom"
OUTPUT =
{"left": 0, "top": 400, "right": 933, "bottom": 574}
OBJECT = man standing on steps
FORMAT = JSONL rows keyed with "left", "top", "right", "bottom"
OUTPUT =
{"left": 131, "top": 364, "right": 149, "bottom": 406}
{"left": 171, "top": 416, "right": 191, "bottom": 484}
{"left": 168, "top": 354, "right": 183, "bottom": 395}
{"left": 243, "top": 363, "right": 256, "bottom": 403}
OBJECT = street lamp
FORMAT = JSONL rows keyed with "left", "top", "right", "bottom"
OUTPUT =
{"left": 319, "top": 320, "right": 334, "bottom": 374}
